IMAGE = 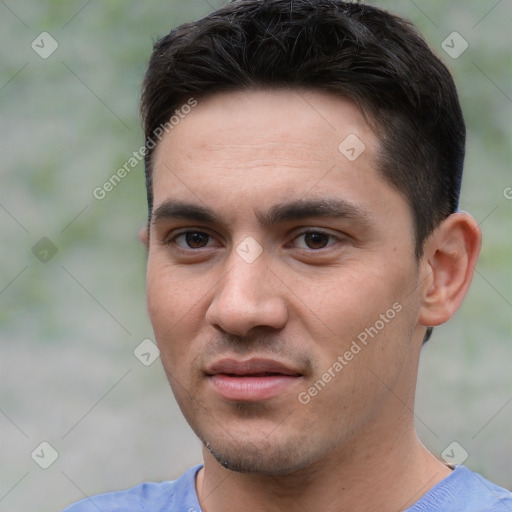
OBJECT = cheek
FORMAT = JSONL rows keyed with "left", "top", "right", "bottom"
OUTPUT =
{"left": 305, "top": 266, "right": 390, "bottom": 329}
{"left": 146, "top": 250, "right": 197, "bottom": 314}
{"left": 146, "top": 261, "right": 173, "bottom": 328}
{"left": 146, "top": 258, "right": 204, "bottom": 357}
{"left": 302, "top": 261, "right": 418, "bottom": 363}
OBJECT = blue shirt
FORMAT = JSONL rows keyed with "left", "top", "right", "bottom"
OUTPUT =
{"left": 62, "top": 464, "right": 512, "bottom": 511}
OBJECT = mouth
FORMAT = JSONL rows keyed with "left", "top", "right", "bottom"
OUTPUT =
{"left": 205, "top": 358, "right": 303, "bottom": 402}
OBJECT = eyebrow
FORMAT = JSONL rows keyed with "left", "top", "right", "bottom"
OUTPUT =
{"left": 152, "top": 198, "right": 374, "bottom": 228}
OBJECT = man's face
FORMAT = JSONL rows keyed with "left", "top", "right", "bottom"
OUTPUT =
{"left": 146, "top": 89, "right": 426, "bottom": 474}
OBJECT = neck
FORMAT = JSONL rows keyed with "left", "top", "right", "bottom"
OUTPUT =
{"left": 196, "top": 417, "right": 451, "bottom": 512}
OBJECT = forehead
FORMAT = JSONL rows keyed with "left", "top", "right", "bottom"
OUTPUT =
{"left": 153, "top": 88, "right": 375, "bottom": 166}
{"left": 150, "top": 88, "right": 405, "bottom": 226}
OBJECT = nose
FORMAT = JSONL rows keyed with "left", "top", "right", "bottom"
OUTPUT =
{"left": 205, "top": 248, "right": 289, "bottom": 337}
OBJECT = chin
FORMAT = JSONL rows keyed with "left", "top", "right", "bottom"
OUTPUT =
{"left": 200, "top": 430, "right": 326, "bottom": 475}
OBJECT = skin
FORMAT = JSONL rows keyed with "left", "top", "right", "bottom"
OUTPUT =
{"left": 141, "top": 88, "right": 481, "bottom": 512}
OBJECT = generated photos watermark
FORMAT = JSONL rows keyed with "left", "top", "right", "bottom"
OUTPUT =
{"left": 93, "top": 97, "right": 198, "bottom": 200}
{"left": 298, "top": 301, "right": 403, "bottom": 405}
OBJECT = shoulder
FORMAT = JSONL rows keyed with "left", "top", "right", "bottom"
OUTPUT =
{"left": 61, "top": 482, "right": 172, "bottom": 512}
{"left": 61, "top": 465, "right": 203, "bottom": 512}
{"left": 407, "top": 465, "right": 512, "bottom": 512}
{"left": 464, "top": 469, "right": 512, "bottom": 511}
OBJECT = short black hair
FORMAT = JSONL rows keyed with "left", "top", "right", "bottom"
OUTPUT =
{"left": 141, "top": 0, "right": 465, "bottom": 256}
{"left": 141, "top": 0, "right": 466, "bottom": 342}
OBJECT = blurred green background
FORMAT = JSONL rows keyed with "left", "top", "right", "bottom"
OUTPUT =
{"left": 0, "top": 1, "right": 510, "bottom": 511}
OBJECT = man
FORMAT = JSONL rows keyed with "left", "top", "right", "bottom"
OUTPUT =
{"left": 63, "top": 0, "right": 512, "bottom": 510}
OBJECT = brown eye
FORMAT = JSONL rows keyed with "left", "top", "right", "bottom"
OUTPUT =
{"left": 184, "top": 232, "right": 210, "bottom": 248}
{"left": 291, "top": 231, "right": 339, "bottom": 250}
{"left": 168, "top": 231, "right": 213, "bottom": 249}
{"left": 304, "top": 232, "right": 330, "bottom": 249}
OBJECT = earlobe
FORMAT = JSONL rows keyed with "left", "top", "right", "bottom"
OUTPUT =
{"left": 418, "top": 212, "right": 481, "bottom": 328}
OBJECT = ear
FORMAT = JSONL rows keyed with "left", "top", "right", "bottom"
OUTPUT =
{"left": 418, "top": 212, "right": 481, "bottom": 328}
{"left": 138, "top": 225, "right": 149, "bottom": 249}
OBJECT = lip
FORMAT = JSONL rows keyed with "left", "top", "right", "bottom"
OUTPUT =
{"left": 206, "top": 357, "right": 301, "bottom": 376}
{"left": 206, "top": 358, "right": 303, "bottom": 402}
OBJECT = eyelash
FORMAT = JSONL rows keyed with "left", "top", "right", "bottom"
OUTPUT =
{"left": 165, "top": 229, "right": 341, "bottom": 252}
